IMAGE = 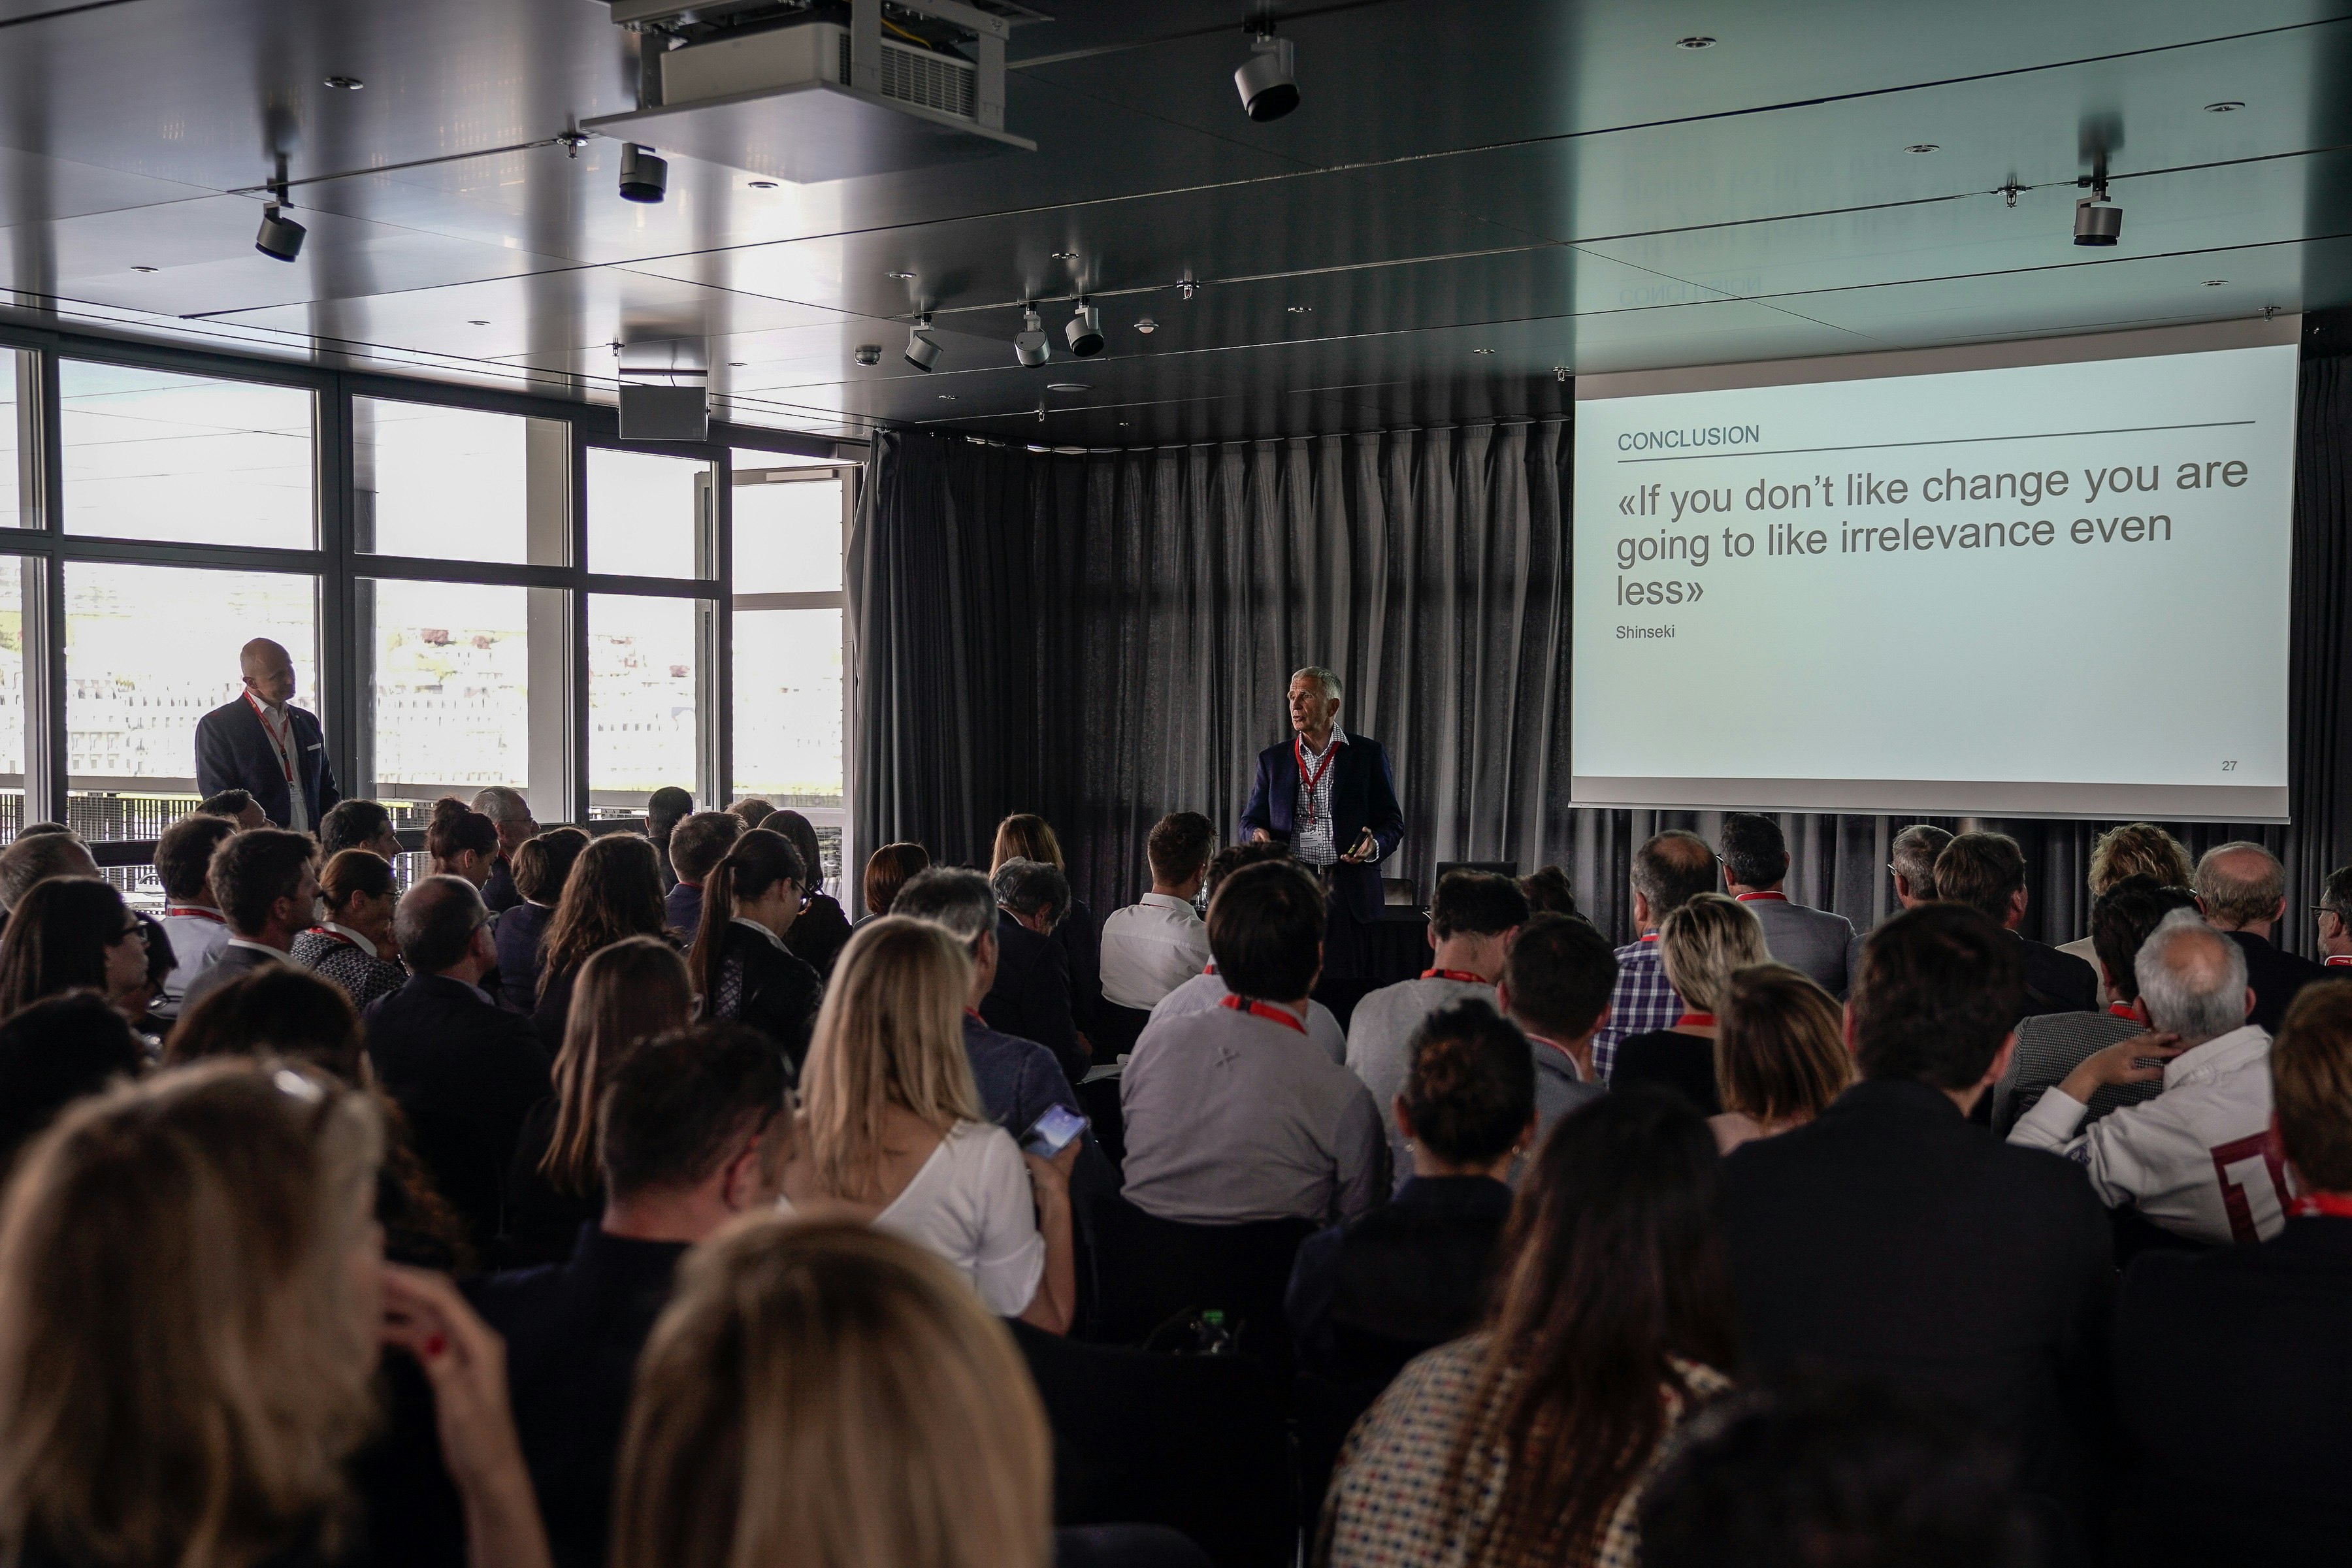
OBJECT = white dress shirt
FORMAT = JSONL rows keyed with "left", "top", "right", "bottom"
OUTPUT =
{"left": 1100, "top": 892, "right": 1211, "bottom": 1009}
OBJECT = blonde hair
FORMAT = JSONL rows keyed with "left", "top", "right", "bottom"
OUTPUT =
{"left": 542, "top": 936, "right": 694, "bottom": 1197}
{"left": 2088, "top": 823, "right": 2193, "bottom": 895}
{"left": 799, "top": 918, "right": 983, "bottom": 1202}
{"left": 1657, "top": 892, "right": 1769, "bottom": 1015}
{"left": 613, "top": 1216, "right": 1052, "bottom": 1568}
{"left": 1716, "top": 963, "right": 1854, "bottom": 1126}
{"left": 0, "top": 1060, "right": 384, "bottom": 1568}
{"left": 989, "top": 813, "right": 1064, "bottom": 874}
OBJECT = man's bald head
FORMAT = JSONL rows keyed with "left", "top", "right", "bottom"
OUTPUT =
{"left": 2193, "top": 840, "right": 2285, "bottom": 932}
{"left": 2136, "top": 911, "right": 2253, "bottom": 1043}
{"left": 239, "top": 638, "right": 296, "bottom": 705}
{"left": 1631, "top": 829, "right": 1719, "bottom": 930}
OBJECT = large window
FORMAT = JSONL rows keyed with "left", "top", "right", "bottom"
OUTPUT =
{"left": 589, "top": 593, "right": 708, "bottom": 816}
{"left": 61, "top": 363, "right": 314, "bottom": 548}
{"left": 732, "top": 461, "right": 848, "bottom": 892}
{"left": 354, "top": 397, "right": 570, "bottom": 565}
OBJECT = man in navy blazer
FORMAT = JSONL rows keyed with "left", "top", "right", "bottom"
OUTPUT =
{"left": 1239, "top": 666, "right": 1405, "bottom": 972}
{"left": 193, "top": 638, "right": 340, "bottom": 834}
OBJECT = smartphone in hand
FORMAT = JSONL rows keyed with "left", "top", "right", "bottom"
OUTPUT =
{"left": 1021, "top": 1103, "right": 1088, "bottom": 1160}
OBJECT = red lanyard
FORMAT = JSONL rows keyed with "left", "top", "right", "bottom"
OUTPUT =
{"left": 964, "top": 1007, "right": 984, "bottom": 1022}
{"left": 2289, "top": 1191, "right": 2352, "bottom": 1218}
{"left": 244, "top": 691, "right": 297, "bottom": 784}
{"left": 2106, "top": 1001, "right": 2142, "bottom": 1022}
{"left": 1675, "top": 1011, "right": 1717, "bottom": 1028}
{"left": 1202, "top": 961, "right": 1218, "bottom": 975}
{"left": 1293, "top": 735, "right": 1339, "bottom": 825}
{"left": 1422, "top": 968, "right": 1487, "bottom": 984}
{"left": 304, "top": 926, "right": 361, "bottom": 951}
{"left": 1639, "top": 932, "right": 1660, "bottom": 943}
{"left": 2328, "top": 955, "right": 2352, "bottom": 968}
{"left": 1219, "top": 994, "right": 1308, "bottom": 1034}
{"left": 165, "top": 906, "right": 227, "bottom": 924}
{"left": 1733, "top": 890, "right": 1788, "bottom": 904}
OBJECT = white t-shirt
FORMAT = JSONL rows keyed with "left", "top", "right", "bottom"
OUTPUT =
{"left": 1100, "top": 893, "right": 1212, "bottom": 1009}
{"left": 1151, "top": 969, "right": 1347, "bottom": 1064}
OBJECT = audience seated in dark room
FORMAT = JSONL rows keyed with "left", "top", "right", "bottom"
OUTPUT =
{"left": 2054, "top": 823, "right": 2195, "bottom": 1005}
{"left": 661, "top": 811, "right": 741, "bottom": 942}
{"left": 497, "top": 826, "right": 590, "bottom": 1011}
{"left": 178, "top": 828, "right": 317, "bottom": 1015}
{"left": 994, "top": 813, "right": 1103, "bottom": 1043}
{"left": 1934, "top": 829, "right": 2098, "bottom": 1020}
{"left": 1100, "top": 811, "right": 1217, "bottom": 1012}
{"left": 1610, "top": 892, "right": 1767, "bottom": 1117}
{"left": 2193, "top": 839, "right": 2328, "bottom": 1033}
{"left": 860, "top": 840, "right": 932, "bottom": 923}
{"left": 1716, "top": 812, "right": 1855, "bottom": 996}
{"left": 1149, "top": 842, "right": 1348, "bottom": 1064}
{"left": 1708, "top": 962, "right": 1851, "bottom": 1155}
{"left": 291, "top": 849, "right": 406, "bottom": 1013}
{"left": 1494, "top": 911, "right": 1615, "bottom": 1140}
{"left": 1593, "top": 829, "right": 1718, "bottom": 1081}
{"left": 150, "top": 811, "right": 238, "bottom": 1022}
{"left": 684, "top": 827, "right": 824, "bottom": 1068}
{"left": 771, "top": 809, "right": 854, "bottom": 980}
{"left": 985, "top": 856, "right": 1090, "bottom": 1083}
{"left": 534, "top": 834, "right": 672, "bottom": 1046}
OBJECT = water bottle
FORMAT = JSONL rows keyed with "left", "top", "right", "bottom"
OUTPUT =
{"left": 1194, "top": 1309, "right": 1236, "bottom": 1356}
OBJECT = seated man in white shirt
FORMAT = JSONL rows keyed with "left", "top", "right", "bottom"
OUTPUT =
{"left": 1100, "top": 811, "right": 1216, "bottom": 1011}
{"left": 2008, "top": 909, "right": 2289, "bottom": 1245}
{"left": 1121, "top": 859, "right": 1387, "bottom": 1226}
{"left": 1152, "top": 841, "right": 1348, "bottom": 1064}
{"left": 151, "top": 812, "right": 239, "bottom": 1022}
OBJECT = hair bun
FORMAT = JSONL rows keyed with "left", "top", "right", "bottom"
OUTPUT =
{"left": 429, "top": 796, "right": 468, "bottom": 824}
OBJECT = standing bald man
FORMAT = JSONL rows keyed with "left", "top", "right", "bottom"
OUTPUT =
{"left": 194, "top": 638, "right": 340, "bottom": 834}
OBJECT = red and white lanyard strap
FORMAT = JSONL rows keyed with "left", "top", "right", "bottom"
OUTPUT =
{"left": 165, "top": 905, "right": 228, "bottom": 924}
{"left": 2106, "top": 1001, "right": 2142, "bottom": 1022}
{"left": 2289, "top": 1190, "right": 2352, "bottom": 1219}
{"left": 1293, "top": 735, "right": 1339, "bottom": 825}
{"left": 1674, "top": 1011, "right": 1717, "bottom": 1028}
{"left": 304, "top": 925, "right": 361, "bottom": 951}
{"left": 1422, "top": 968, "right": 1486, "bottom": 984}
{"left": 244, "top": 691, "right": 297, "bottom": 784}
{"left": 2328, "top": 955, "right": 2352, "bottom": 968}
{"left": 1733, "top": 891, "right": 1789, "bottom": 904}
{"left": 1218, "top": 994, "right": 1307, "bottom": 1034}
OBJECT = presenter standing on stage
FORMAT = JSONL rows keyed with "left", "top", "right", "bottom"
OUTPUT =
{"left": 1239, "top": 666, "right": 1405, "bottom": 979}
{"left": 194, "top": 638, "right": 340, "bottom": 834}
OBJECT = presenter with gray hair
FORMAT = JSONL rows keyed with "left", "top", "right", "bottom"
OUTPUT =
{"left": 1238, "top": 666, "right": 1406, "bottom": 983}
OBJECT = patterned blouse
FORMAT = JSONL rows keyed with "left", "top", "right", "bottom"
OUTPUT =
{"left": 1316, "top": 1335, "right": 1731, "bottom": 1568}
{"left": 289, "top": 927, "right": 407, "bottom": 1013}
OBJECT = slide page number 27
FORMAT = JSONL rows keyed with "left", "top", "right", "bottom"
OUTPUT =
{"left": 2222, "top": 760, "right": 2239, "bottom": 771}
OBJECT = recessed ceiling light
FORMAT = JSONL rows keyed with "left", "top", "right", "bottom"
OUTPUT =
{"left": 747, "top": 180, "right": 779, "bottom": 189}
{"left": 467, "top": 318, "right": 490, "bottom": 325}
{"left": 1051, "top": 250, "right": 1078, "bottom": 260}
{"left": 130, "top": 265, "right": 158, "bottom": 273}
{"left": 885, "top": 270, "right": 916, "bottom": 280}
{"left": 1675, "top": 35, "right": 1716, "bottom": 49}
{"left": 937, "top": 393, "right": 956, "bottom": 400}
{"left": 1047, "top": 382, "right": 1089, "bottom": 391}
{"left": 2202, "top": 278, "right": 2229, "bottom": 287}
{"left": 2205, "top": 101, "right": 2246, "bottom": 112}
{"left": 1287, "top": 304, "right": 1313, "bottom": 314}
{"left": 727, "top": 360, "right": 747, "bottom": 367}
{"left": 1904, "top": 143, "right": 1940, "bottom": 154}
{"left": 1119, "top": 421, "right": 1130, "bottom": 427}
{"left": 1471, "top": 347, "right": 1496, "bottom": 355}
{"left": 1134, "top": 318, "right": 1157, "bottom": 333}
{"left": 323, "top": 75, "right": 363, "bottom": 90}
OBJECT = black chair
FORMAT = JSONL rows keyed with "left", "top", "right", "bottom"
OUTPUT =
{"left": 1093, "top": 1000, "right": 1155, "bottom": 1060}
{"left": 1090, "top": 1199, "right": 1315, "bottom": 1367}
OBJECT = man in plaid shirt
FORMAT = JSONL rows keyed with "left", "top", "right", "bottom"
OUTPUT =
{"left": 1593, "top": 830, "right": 1720, "bottom": 1081}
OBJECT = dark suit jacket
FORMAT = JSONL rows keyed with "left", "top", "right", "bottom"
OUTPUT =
{"left": 2224, "top": 929, "right": 2329, "bottom": 1035}
{"left": 1054, "top": 894, "right": 1103, "bottom": 1034}
{"left": 1722, "top": 1077, "right": 2115, "bottom": 1535}
{"left": 663, "top": 881, "right": 702, "bottom": 941}
{"left": 365, "top": 974, "right": 551, "bottom": 1254}
{"left": 708, "top": 921, "right": 825, "bottom": 1071}
{"left": 1238, "top": 732, "right": 1405, "bottom": 924}
{"left": 1611, "top": 1028, "right": 1723, "bottom": 1116}
{"left": 1286, "top": 1174, "right": 1512, "bottom": 1394}
{"left": 495, "top": 901, "right": 553, "bottom": 1012}
{"left": 2112, "top": 1215, "right": 2352, "bottom": 1566}
{"left": 483, "top": 856, "right": 522, "bottom": 915}
{"left": 177, "top": 939, "right": 286, "bottom": 1015}
{"left": 2017, "top": 933, "right": 2099, "bottom": 1020}
{"left": 783, "top": 890, "right": 853, "bottom": 980}
{"left": 193, "top": 696, "right": 340, "bottom": 829}
{"left": 964, "top": 1011, "right": 1085, "bottom": 1141}
{"left": 984, "top": 910, "right": 1086, "bottom": 1082}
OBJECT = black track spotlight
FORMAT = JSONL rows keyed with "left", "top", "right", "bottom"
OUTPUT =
{"left": 1014, "top": 306, "right": 1051, "bottom": 367}
{"left": 1235, "top": 29, "right": 1299, "bottom": 122}
{"left": 1065, "top": 301, "right": 1105, "bottom": 357}
{"left": 906, "top": 314, "right": 941, "bottom": 372}
{"left": 255, "top": 201, "right": 305, "bottom": 262}
{"left": 2074, "top": 176, "right": 2121, "bottom": 246}
{"left": 619, "top": 143, "right": 668, "bottom": 203}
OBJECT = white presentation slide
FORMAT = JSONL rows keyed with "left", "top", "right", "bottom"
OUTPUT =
{"left": 1571, "top": 324, "right": 2299, "bottom": 819}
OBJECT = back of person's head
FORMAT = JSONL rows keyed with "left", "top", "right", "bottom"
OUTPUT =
{"left": 990, "top": 857, "right": 1069, "bottom": 930}
{"left": 2323, "top": 864, "right": 2352, "bottom": 924}
{"left": 728, "top": 796, "right": 778, "bottom": 828}
{"left": 1931, "top": 831, "right": 2027, "bottom": 923}
{"left": 512, "top": 825, "right": 590, "bottom": 906}
{"left": 1145, "top": 812, "right": 1216, "bottom": 887}
{"left": 668, "top": 811, "right": 742, "bottom": 887}
{"left": 990, "top": 813, "right": 1064, "bottom": 874}
{"left": 1716, "top": 965, "right": 1852, "bottom": 1127}
{"left": 0, "top": 878, "right": 129, "bottom": 1018}
{"left": 645, "top": 787, "right": 694, "bottom": 841}
{"left": 542, "top": 937, "right": 694, "bottom": 1198}
{"left": 2089, "top": 823, "right": 2194, "bottom": 896}
{"left": 0, "top": 832, "right": 97, "bottom": 913}
{"left": 1203, "top": 839, "right": 1291, "bottom": 900}
{"left": 1888, "top": 823, "right": 1953, "bottom": 898}
{"left": 1430, "top": 870, "right": 1528, "bottom": 940}
{"left": 1205, "top": 860, "right": 1324, "bottom": 1002}
{"left": 1850, "top": 904, "right": 2022, "bottom": 1088}
{"left": 1399, "top": 1000, "right": 1535, "bottom": 1167}
{"left": 1450, "top": 1086, "right": 1737, "bottom": 1563}
{"left": 1717, "top": 813, "right": 1789, "bottom": 890}
{"left": 425, "top": 796, "right": 498, "bottom": 867}
{"left": 801, "top": 919, "right": 981, "bottom": 1200}
{"left": 1641, "top": 1378, "right": 2034, "bottom": 1568}
{"left": 890, "top": 867, "right": 994, "bottom": 950}
{"left": 12, "top": 825, "right": 66, "bottom": 841}
{"left": 155, "top": 813, "right": 238, "bottom": 903}
{"left": 770, "top": 812, "right": 828, "bottom": 900}
{"left": 540, "top": 833, "right": 667, "bottom": 988}
{"left": 600, "top": 1024, "right": 787, "bottom": 1202}
{"left": 196, "top": 788, "right": 255, "bottom": 822}
{"left": 613, "top": 1217, "right": 1051, "bottom": 1568}
{"left": 208, "top": 828, "right": 315, "bottom": 938}
{"left": 1631, "top": 830, "right": 1717, "bottom": 921}
{"left": 318, "top": 847, "right": 394, "bottom": 915}
{"left": 1500, "top": 912, "right": 1617, "bottom": 1041}
{"left": 1658, "top": 893, "right": 1769, "bottom": 1016}
{"left": 0, "top": 995, "right": 142, "bottom": 1173}
{"left": 394, "top": 874, "right": 489, "bottom": 975}
{"left": 2134, "top": 910, "right": 2251, "bottom": 1043}
{"left": 862, "top": 843, "right": 932, "bottom": 917}
{"left": 469, "top": 786, "right": 531, "bottom": 828}
{"left": 1517, "top": 865, "right": 1580, "bottom": 919}
{"left": 317, "top": 798, "right": 393, "bottom": 860}
{"left": 2090, "top": 875, "right": 2199, "bottom": 1004}
{"left": 163, "top": 966, "right": 366, "bottom": 1083}
{"left": 2193, "top": 839, "right": 2286, "bottom": 928}
{"left": 2272, "top": 981, "right": 2352, "bottom": 1194}
{"left": 0, "top": 1061, "right": 382, "bottom": 1568}
{"left": 689, "top": 830, "right": 806, "bottom": 998}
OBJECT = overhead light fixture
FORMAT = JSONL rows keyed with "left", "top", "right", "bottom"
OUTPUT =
{"left": 129, "top": 265, "right": 158, "bottom": 274}
{"left": 1675, "top": 35, "right": 1717, "bottom": 48}
{"left": 1471, "top": 348, "right": 1495, "bottom": 355}
{"left": 323, "top": 74, "right": 363, "bottom": 90}
{"left": 1904, "top": 143, "right": 1940, "bottom": 154}
{"left": 2202, "top": 278, "right": 2229, "bottom": 287}
{"left": 728, "top": 360, "right": 747, "bottom": 367}
{"left": 1235, "top": 27, "right": 1299, "bottom": 122}
{"left": 2074, "top": 170, "right": 2121, "bottom": 246}
{"left": 938, "top": 393, "right": 957, "bottom": 400}
{"left": 467, "top": 318, "right": 491, "bottom": 326}
{"left": 1065, "top": 301, "right": 1104, "bottom": 356}
{"left": 1286, "top": 304, "right": 1313, "bottom": 314}
{"left": 1047, "top": 382, "right": 1089, "bottom": 392}
{"left": 886, "top": 270, "right": 917, "bottom": 280}
{"left": 1134, "top": 318, "right": 1157, "bottom": 334}
{"left": 254, "top": 183, "right": 306, "bottom": 263}
{"left": 1014, "top": 306, "right": 1051, "bottom": 367}
{"left": 905, "top": 314, "right": 941, "bottom": 372}
{"left": 1051, "top": 250, "right": 1079, "bottom": 261}
{"left": 854, "top": 344, "right": 883, "bottom": 367}
{"left": 747, "top": 179, "right": 779, "bottom": 189}
{"left": 618, "top": 143, "right": 667, "bottom": 203}
{"left": 2205, "top": 101, "right": 2245, "bottom": 112}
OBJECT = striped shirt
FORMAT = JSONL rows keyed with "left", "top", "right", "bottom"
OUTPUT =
{"left": 1593, "top": 936, "right": 1682, "bottom": 1083}
{"left": 1293, "top": 726, "right": 1347, "bottom": 866}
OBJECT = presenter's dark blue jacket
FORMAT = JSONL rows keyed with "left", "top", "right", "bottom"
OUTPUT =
{"left": 193, "top": 694, "right": 341, "bottom": 830}
{"left": 1239, "top": 732, "right": 1405, "bottom": 924}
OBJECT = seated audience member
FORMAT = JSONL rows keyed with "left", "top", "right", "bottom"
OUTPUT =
{"left": 0, "top": 1062, "right": 553, "bottom": 1568}
{"left": 2317, "top": 863, "right": 2352, "bottom": 966}
{"left": 1122, "top": 861, "right": 1386, "bottom": 1227}
{"left": 151, "top": 812, "right": 237, "bottom": 1021}
{"left": 642, "top": 786, "right": 693, "bottom": 893}
{"left": 1594, "top": 829, "right": 1718, "bottom": 1080}
{"left": 725, "top": 795, "right": 777, "bottom": 828}
{"left": 1933, "top": 829, "right": 2097, "bottom": 1018}
{"left": 2009, "top": 911, "right": 2283, "bottom": 1245}
{"left": 534, "top": 834, "right": 670, "bottom": 1045}
{"left": 291, "top": 849, "right": 406, "bottom": 1012}
{"left": 1846, "top": 823, "right": 1955, "bottom": 980}
{"left": 178, "top": 828, "right": 317, "bottom": 1015}
{"left": 1320, "top": 1087, "right": 1734, "bottom": 1567}
{"left": 1709, "top": 963, "right": 1850, "bottom": 1154}
{"left": 1641, "top": 1378, "right": 2036, "bottom": 1568}
{"left": 994, "top": 813, "right": 1102, "bottom": 1034}
{"left": 781, "top": 919, "right": 1077, "bottom": 1331}
{"left": 472, "top": 787, "right": 538, "bottom": 914}
{"left": 319, "top": 796, "right": 402, "bottom": 861}
{"left": 772, "top": 809, "right": 853, "bottom": 979}
{"left": 2057, "top": 823, "right": 2194, "bottom": 1002}
{"left": 1346, "top": 871, "right": 1527, "bottom": 1150}
{"left": 2193, "top": 839, "right": 2328, "bottom": 1033}
{"left": 1517, "top": 863, "right": 1581, "bottom": 919}
{"left": 367, "top": 875, "right": 551, "bottom": 1252}
{"left": 661, "top": 811, "right": 740, "bottom": 939}
{"left": 0, "top": 994, "right": 142, "bottom": 1172}
{"left": 984, "top": 857, "right": 1088, "bottom": 1081}
{"left": 2111, "top": 980, "right": 2352, "bottom": 1565}
{"left": 1288, "top": 1000, "right": 1533, "bottom": 1395}
{"left": 1718, "top": 812, "right": 1855, "bottom": 995}
{"left": 685, "top": 828, "right": 823, "bottom": 1066}
{"left": 860, "top": 840, "right": 930, "bottom": 923}
{"left": 1150, "top": 841, "right": 1348, "bottom": 1063}
{"left": 1496, "top": 911, "right": 1615, "bottom": 1138}
{"left": 0, "top": 830, "right": 99, "bottom": 917}
{"left": 0, "top": 879, "right": 150, "bottom": 1022}
{"left": 497, "top": 826, "right": 589, "bottom": 1011}
{"left": 1612, "top": 892, "right": 1766, "bottom": 1117}
{"left": 1991, "top": 876, "right": 2198, "bottom": 1135}
{"left": 196, "top": 787, "right": 268, "bottom": 830}
{"left": 506, "top": 938, "right": 694, "bottom": 1270}
{"left": 476, "top": 1023, "right": 787, "bottom": 1568}
{"left": 1100, "top": 810, "right": 1217, "bottom": 1010}
{"left": 427, "top": 795, "right": 502, "bottom": 900}
{"left": 1721, "top": 903, "right": 2114, "bottom": 1544}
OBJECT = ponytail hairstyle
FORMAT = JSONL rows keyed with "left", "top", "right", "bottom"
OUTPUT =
{"left": 424, "top": 796, "right": 498, "bottom": 875}
{"left": 687, "top": 830, "right": 805, "bottom": 1004}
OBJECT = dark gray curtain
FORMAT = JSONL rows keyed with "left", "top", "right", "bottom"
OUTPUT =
{"left": 852, "top": 350, "right": 2352, "bottom": 957}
